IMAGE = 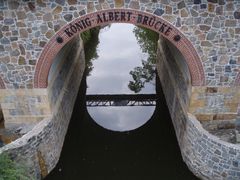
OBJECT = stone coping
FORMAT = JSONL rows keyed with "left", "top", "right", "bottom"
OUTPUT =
{"left": 0, "top": 117, "right": 51, "bottom": 153}
{"left": 188, "top": 113, "right": 240, "bottom": 149}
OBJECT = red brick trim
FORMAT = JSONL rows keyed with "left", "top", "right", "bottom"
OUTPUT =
{"left": 236, "top": 73, "right": 240, "bottom": 86}
{"left": 0, "top": 76, "right": 5, "bottom": 89}
{"left": 34, "top": 9, "right": 205, "bottom": 88}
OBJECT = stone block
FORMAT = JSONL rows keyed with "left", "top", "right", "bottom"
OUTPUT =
{"left": 213, "top": 114, "right": 237, "bottom": 121}
{"left": 208, "top": 4, "right": 215, "bottom": 12}
{"left": 18, "top": 56, "right": 26, "bottom": 65}
{"left": 63, "top": 14, "right": 72, "bottom": 22}
{"left": 8, "top": 0, "right": 19, "bottom": 9}
{"left": 53, "top": 6, "right": 62, "bottom": 14}
{"left": 194, "top": 0, "right": 201, "bottom": 4}
{"left": 19, "top": 29, "right": 28, "bottom": 38}
{"left": 43, "top": 13, "right": 53, "bottom": 21}
{"left": 68, "top": 0, "right": 77, "bottom": 5}
{"left": 199, "top": 25, "right": 211, "bottom": 31}
{"left": 236, "top": 130, "right": 240, "bottom": 143}
{"left": 87, "top": 2, "right": 95, "bottom": 12}
{"left": 129, "top": 1, "right": 140, "bottom": 10}
{"left": 16, "top": 11, "right": 27, "bottom": 20}
{"left": 154, "top": 9, "right": 164, "bottom": 16}
{"left": 206, "top": 87, "right": 218, "bottom": 93}
{"left": 177, "top": 1, "right": 185, "bottom": 9}
{"left": 115, "top": 0, "right": 124, "bottom": 7}
{"left": 225, "top": 20, "right": 237, "bottom": 27}
{"left": 180, "top": 9, "right": 188, "bottom": 17}
{"left": 55, "top": 0, "right": 65, "bottom": 6}
{"left": 45, "top": 30, "right": 55, "bottom": 39}
{"left": 195, "top": 114, "right": 213, "bottom": 121}
{"left": 234, "top": 11, "right": 240, "bottom": 19}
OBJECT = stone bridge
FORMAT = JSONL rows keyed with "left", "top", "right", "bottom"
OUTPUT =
{"left": 0, "top": 0, "right": 240, "bottom": 179}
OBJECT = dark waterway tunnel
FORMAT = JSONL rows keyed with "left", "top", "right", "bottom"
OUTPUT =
{"left": 45, "top": 72, "right": 198, "bottom": 180}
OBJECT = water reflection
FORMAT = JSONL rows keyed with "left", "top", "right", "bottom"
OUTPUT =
{"left": 86, "top": 24, "right": 155, "bottom": 131}
{"left": 88, "top": 107, "right": 155, "bottom": 131}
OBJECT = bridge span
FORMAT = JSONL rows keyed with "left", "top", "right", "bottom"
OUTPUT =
{"left": 86, "top": 94, "right": 157, "bottom": 107}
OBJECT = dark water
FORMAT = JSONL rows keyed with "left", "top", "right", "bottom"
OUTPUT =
{"left": 45, "top": 73, "right": 198, "bottom": 180}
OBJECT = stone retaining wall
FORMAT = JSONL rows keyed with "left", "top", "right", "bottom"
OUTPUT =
{"left": 183, "top": 114, "right": 240, "bottom": 180}
{"left": 0, "top": 35, "right": 85, "bottom": 178}
{"left": 157, "top": 36, "right": 240, "bottom": 179}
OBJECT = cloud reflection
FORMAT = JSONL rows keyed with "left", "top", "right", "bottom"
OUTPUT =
{"left": 86, "top": 24, "right": 156, "bottom": 131}
{"left": 88, "top": 107, "right": 155, "bottom": 132}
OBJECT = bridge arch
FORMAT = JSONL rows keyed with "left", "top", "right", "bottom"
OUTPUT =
{"left": 34, "top": 8, "right": 205, "bottom": 88}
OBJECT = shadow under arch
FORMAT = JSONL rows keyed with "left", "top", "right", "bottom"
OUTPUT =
{"left": 34, "top": 8, "right": 205, "bottom": 88}
{"left": 0, "top": 76, "right": 5, "bottom": 89}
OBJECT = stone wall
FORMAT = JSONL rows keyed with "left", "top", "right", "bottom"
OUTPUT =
{"left": 0, "top": 32, "right": 83, "bottom": 130}
{"left": 0, "top": 88, "right": 51, "bottom": 129}
{"left": 184, "top": 114, "right": 240, "bottom": 179}
{"left": 158, "top": 38, "right": 192, "bottom": 109}
{"left": 0, "top": 35, "right": 85, "bottom": 178}
{"left": 0, "top": 0, "right": 239, "bottom": 89}
{"left": 157, "top": 36, "right": 240, "bottom": 179}
{"left": 190, "top": 86, "right": 240, "bottom": 123}
{"left": 157, "top": 35, "right": 239, "bottom": 123}
{"left": 48, "top": 36, "right": 81, "bottom": 111}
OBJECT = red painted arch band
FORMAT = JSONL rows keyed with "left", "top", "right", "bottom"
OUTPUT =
{"left": 34, "top": 9, "right": 205, "bottom": 88}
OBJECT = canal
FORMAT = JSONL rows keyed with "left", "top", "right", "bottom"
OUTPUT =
{"left": 45, "top": 24, "right": 198, "bottom": 179}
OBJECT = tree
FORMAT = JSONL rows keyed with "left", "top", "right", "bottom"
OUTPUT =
{"left": 128, "top": 27, "right": 159, "bottom": 93}
{"left": 81, "top": 27, "right": 100, "bottom": 76}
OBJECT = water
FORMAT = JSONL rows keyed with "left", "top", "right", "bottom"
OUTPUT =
{"left": 45, "top": 74, "right": 198, "bottom": 179}
{"left": 45, "top": 24, "right": 198, "bottom": 179}
{"left": 86, "top": 24, "right": 155, "bottom": 131}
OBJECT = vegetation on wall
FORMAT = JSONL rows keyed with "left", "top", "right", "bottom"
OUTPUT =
{"left": 128, "top": 27, "right": 159, "bottom": 93}
{"left": 0, "top": 153, "right": 32, "bottom": 180}
{"left": 81, "top": 27, "right": 100, "bottom": 76}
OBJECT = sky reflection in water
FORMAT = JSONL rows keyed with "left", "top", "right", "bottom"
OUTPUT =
{"left": 87, "top": 24, "right": 155, "bottom": 131}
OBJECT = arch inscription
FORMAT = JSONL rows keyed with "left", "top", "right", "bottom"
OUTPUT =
{"left": 34, "top": 9, "right": 205, "bottom": 88}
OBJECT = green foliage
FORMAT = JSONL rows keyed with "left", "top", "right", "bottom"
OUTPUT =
{"left": 128, "top": 27, "right": 159, "bottom": 93}
{"left": 133, "top": 26, "right": 159, "bottom": 64}
{"left": 0, "top": 153, "right": 32, "bottom": 180}
{"left": 81, "top": 27, "right": 100, "bottom": 76}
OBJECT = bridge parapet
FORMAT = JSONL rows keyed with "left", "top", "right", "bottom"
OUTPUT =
{"left": 0, "top": 0, "right": 239, "bottom": 89}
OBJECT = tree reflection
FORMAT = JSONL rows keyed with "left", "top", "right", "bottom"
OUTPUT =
{"left": 81, "top": 27, "right": 100, "bottom": 76}
{"left": 128, "top": 27, "right": 159, "bottom": 93}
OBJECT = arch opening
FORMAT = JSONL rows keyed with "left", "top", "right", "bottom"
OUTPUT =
{"left": 34, "top": 8, "right": 205, "bottom": 88}
{"left": 85, "top": 24, "right": 156, "bottom": 132}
